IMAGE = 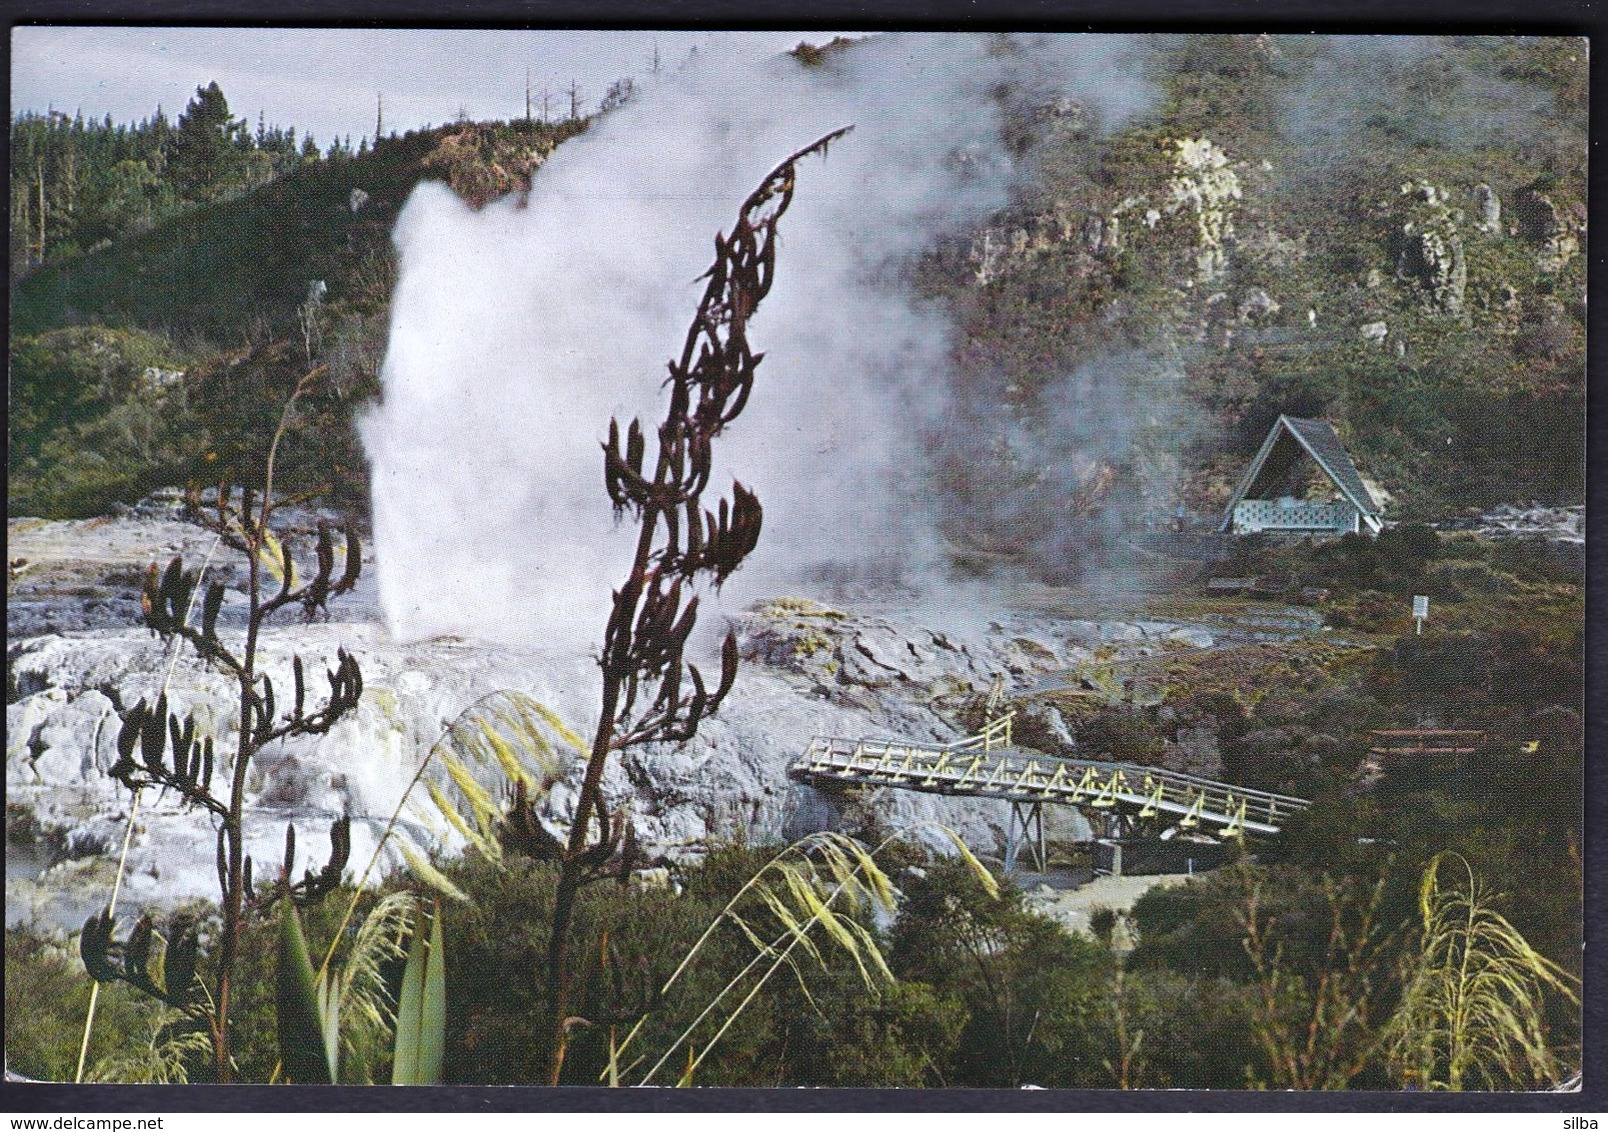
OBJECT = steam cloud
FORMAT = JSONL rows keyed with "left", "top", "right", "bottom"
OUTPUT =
{"left": 1271, "top": 35, "right": 1580, "bottom": 164}
{"left": 361, "top": 33, "right": 1155, "bottom": 650}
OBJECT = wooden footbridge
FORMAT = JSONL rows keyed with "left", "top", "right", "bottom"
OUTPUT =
{"left": 787, "top": 711, "right": 1313, "bottom": 871}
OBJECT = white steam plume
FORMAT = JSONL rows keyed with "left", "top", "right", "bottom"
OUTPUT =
{"left": 360, "top": 32, "right": 1154, "bottom": 651}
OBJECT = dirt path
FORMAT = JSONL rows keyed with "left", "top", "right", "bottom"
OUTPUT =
{"left": 1023, "top": 871, "right": 1193, "bottom": 944}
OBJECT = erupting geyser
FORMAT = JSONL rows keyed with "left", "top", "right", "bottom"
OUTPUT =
{"left": 359, "top": 34, "right": 1155, "bottom": 649}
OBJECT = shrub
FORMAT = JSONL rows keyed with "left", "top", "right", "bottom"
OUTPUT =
{"left": 891, "top": 858, "right": 1114, "bottom": 1088}
{"left": 1112, "top": 970, "right": 1258, "bottom": 1088}
{"left": 4, "top": 929, "right": 156, "bottom": 1081}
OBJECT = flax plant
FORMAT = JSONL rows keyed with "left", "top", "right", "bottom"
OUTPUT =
{"left": 274, "top": 891, "right": 420, "bottom": 1083}
{"left": 83, "top": 368, "right": 366, "bottom": 1080}
{"left": 542, "top": 128, "right": 851, "bottom": 1084}
{"left": 271, "top": 686, "right": 553, "bottom": 1087}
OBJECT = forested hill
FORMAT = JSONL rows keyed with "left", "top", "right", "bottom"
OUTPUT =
{"left": 9, "top": 37, "right": 1587, "bottom": 557}
{"left": 10, "top": 84, "right": 585, "bottom": 516}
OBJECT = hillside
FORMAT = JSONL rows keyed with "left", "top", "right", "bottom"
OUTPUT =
{"left": 9, "top": 36, "right": 1587, "bottom": 562}
{"left": 918, "top": 35, "right": 1585, "bottom": 573}
{"left": 10, "top": 118, "right": 585, "bottom": 516}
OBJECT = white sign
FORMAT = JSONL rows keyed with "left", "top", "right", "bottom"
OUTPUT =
{"left": 1412, "top": 595, "right": 1430, "bottom": 619}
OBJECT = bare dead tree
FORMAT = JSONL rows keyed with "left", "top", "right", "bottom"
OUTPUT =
{"left": 1236, "top": 866, "right": 1395, "bottom": 1090}
{"left": 539, "top": 127, "right": 850, "bottom": 1083}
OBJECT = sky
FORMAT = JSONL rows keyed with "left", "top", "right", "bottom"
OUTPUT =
{"left": 10, "top": 28, "right": 845, "bottom": 146}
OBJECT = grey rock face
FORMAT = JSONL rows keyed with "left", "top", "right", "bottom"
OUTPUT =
{"left": 1436, "top": 502, "right": 1584, "bottom": 545}
{"left": 967, "top": 204, "right": 1091, "bottom": 285}
{"left": 1016, "top": 700, "right": 1076, "bottom": 757}
{"left": 1394, "top": 180, "right": 1467, "bottom": 315}
{"left": 1474, "top": 183, "right": 1501, "bottom": 233}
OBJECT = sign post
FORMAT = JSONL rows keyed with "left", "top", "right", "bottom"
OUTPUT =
{"left": 1412, "top": 594, "right": 1429, "bottom": 635}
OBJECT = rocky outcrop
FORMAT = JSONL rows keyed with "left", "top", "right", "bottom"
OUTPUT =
{"left": 733, "top": 596, "right": 1075, "bottom": 702}
{"left": 0, "top": 517, "right": 1151, "bottom": 929}
{"left": 1512, "top": 184, "right": 1580, "bottom": 273}
{"left": 1235, "top": 222, "right": 1306, "bottom": 269}
{"left": 7, "top": 509, "right": 1248, "bottom": 931}
{"left": 964, "top": 135, "right": 1247, "bottom": 293}
{"left": 965, "top": 202, "right": 1084, "bottom": 285}
{"left": 1030, "top": 96, "right": 1091, "bottom": 142}
{"left": 419, "top": 122, "right": 564, "bottom": 208}
{"left": 1434, "top": 502, "right": 1584, "bottom": 544}
{"left": 1166, "top": 138, "right": 1241, "bottom": 285}
{"left": 8, "top": 606, "right": 1050, "bottom": 929}
{"left": 1474, "top": 183, "right": 1501, "bottom": 234}
{"left": 1393, "top": 181, "right": 1467, "bottom": 315}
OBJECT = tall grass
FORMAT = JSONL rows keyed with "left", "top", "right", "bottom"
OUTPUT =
{"left": 1383, "top": 852, "right": 1579, "bottom": 1090}
{"left": 608, "top": 827, "right": 995, "bottom": 1087}
{"left": 84, "top": 1005, "right": 213, "bottom": 1084}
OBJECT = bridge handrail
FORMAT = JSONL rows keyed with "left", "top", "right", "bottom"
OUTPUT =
{"left": 1086, "top": 757, "right": 1312, "bottom": 809}
{"left": 795, "top": 736, "right": 1311, "bottom": 826}
{"left": 802, "top": 735, "right": 1308, "bottom": 806}
{"left": 941, "top": 712, "right": 1015, "bottom": 752}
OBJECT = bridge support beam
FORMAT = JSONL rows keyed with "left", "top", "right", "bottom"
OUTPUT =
{"left": 1004, "top": 801, "right": 1046, "bottom": 874}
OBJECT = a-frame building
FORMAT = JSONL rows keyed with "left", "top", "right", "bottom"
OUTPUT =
{"left": 1220, "top": 416, "right": 1384, "bottom": 537}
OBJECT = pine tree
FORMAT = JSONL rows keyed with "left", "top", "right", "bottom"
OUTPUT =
{"left": 171, "top": 82, "right": 244, "bottom": 197}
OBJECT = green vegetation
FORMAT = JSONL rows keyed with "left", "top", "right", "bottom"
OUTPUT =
{"left": 7, "top": 562, "right": 1584, "bottom": 1089}
{"left": 10, "top": 84, "right": 297, "bottom": 277}
{"left": 11, "top": 37, "right": 1585, "bottom": 530}
{"left": 275, "top": 901, "right": 334, "bottom": 1084}
{"left": 388, "top": 901, "right": 447, "bottom": 1086}
{"left": 8, "top": 326, "right": 200, "bottom": 516}
{"left": 12, "top": 825, "right": 1575, "bottom": 1087}
{"left": 923, "top": 35, "right": 1583, "bottom": 573}
{"left": 1384, "top": 851, "right": 1579, "bottom": 1090}
{"left": 5, "top": 928, "right": 164, "bottom": 1082}
{"left": 69, "top": 373, "right": 369, "bottom": 1081}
